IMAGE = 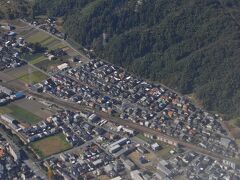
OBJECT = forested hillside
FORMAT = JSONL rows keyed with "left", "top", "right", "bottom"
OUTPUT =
{"left": 0, "top": 0, "right": 31, "bottom": 19}
{"left": 34, "top": 0, "right": 240, "bottom": 117}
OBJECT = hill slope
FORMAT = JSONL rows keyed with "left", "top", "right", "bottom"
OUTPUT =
{"left": 34, "top": 0, "right": 240, "bottom": 117}
{"left": 0, "top": 0, "right": 31, "bottom": 19}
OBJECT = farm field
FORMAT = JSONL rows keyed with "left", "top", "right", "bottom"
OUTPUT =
{"left": 30, "top": 133, "right": 71, "bottom": 158}
{"left": 8, "top": 20, "right": 88, "bottom": 74}
{"left": 19, "top": 70, "right": 47, "bottom": 84}
{"left": 26, "top": 31, "right": 51, "bottom": 44}
{"left": 0, "top": 104, "right": 41, "bottom": 126}
{"left": 29, "top": 55, "right": 47, "bottom": 65}
{"left": 35, "top": 58, "right": 67, "bottom": 72}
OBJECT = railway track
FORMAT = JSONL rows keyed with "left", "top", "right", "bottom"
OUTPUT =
{"left": 28, "top": 91, "right": 227, "bottom": 161}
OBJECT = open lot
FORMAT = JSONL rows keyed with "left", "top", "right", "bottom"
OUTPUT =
{"left": 30, "top": 133, "right": 71, "bottom": 158}
{"left": 225, "top": 118, "right": 240, "bottom": 146}
{"left": 13, "top": 98, "right": 54, "bottom": 119}
{"left": 136, "top": 134, "right": 151, "bottom": 142}
{"left": 26, "top": 31, "right": 51, "bottom": 44}
{"left": 128, "top": 150, "right": 156, "bottom": 168}
{"left": 155, "top": 143, "right": 173, "bottom": 160}
{"left": 29, "top": 55, "right": 47, "bottom": 65}
{"left": 0, "top": 19, "right": 27, "bottom": 28}
{"left": 0, "top": 106, "right": 12, "bottom": 115}
{"left": 134, "top": 135, "right": 173, "bottom": 160}
{"left": 0, "top": 97, "right": 53, "bottom": 126}
{"left": 35, "top": 58, "right": 67, "bottom": 72}
{"left": 3, "top": 64, "right": 30, "bottom": 79}
{"left": 4, "top": 64, "right": 47, "bottom": 85}
{"left": 97, "top": 175, "right": 111, "bottom": 180}
{"left": 49, "top": 42, "right": 67, "bottom": 50}
{"left": 0, "top": 103, "right": 41, "bottom": 126}
{"left": 22, "top": 29, "right": 62, "bottom": 52}
{"left": 0, "top": 72, "right": 27, "bottom": 92}
{"left": 9, "top": 104, "right": 41, "bottom": 125}
{"left": 19, "top": 70, "right": 47, "bottom": 84}
{"left": 3, "top": 65, "right": 47, "bottom": 85}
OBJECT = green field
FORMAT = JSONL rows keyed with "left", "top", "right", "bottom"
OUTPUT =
{"left": 30, "top": 133, "right": 71, "bottom": 158}
{"left": 26, "top": 31, "right": 51, "bottom": 44}
{"left": 49, "top": 43, "right": 67, "bottom": 50}
{"left": 42, "top": 37, "right": 61, "bottom": 48}
{"left": 19, "top": 71, "right": 47, "bottom": 84}
{"left": 40, "top": 36, "right": 55, "bottom": 45}
{"left": 21, "top": 53, "right": 46, "bottom": 65}
{"left": 136, "top": 134, "right": 151, "bottom": 142}
{"left": 25, "top": 30, "right": 64, "bottom": 50}
{"left": 0, "top": 104, "right": 41, "bottom": 125}
{"left": 29, "top": 55, "right": 47, "bottom": 65}
{"left": 22, "top": 53, "right": 41, "bottom": 60}
{"left": 9, "top": 105, "right": 41, "bottom": 125}
{"left": 156, "top": 145, "right": 173, "bottom": 160}
{"left": 35, "top": 58, "right": 66, "bottom": 72}
{"left": 0, "top": 106, "right": 12, "bottom": 115}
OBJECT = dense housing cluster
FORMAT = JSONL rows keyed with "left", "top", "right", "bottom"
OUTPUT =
{"left": 0, "top": 14, "right": 239, "bottom": 179}
{"left": 157, "top": 150, "right": 239, "bottom": 179}
{"left": 0, "top": 85, "right": 25, "bottom": 106}
{"left": 38, "top": 59, "right": 238, "bottom": 158}
{"left": 0, "top": 133, "right": 38, "bottom": 179}
{"left": 0, "top": 29, "right": 26, "bottom": 71}
{"left": 20, "top": 110, "right": 100, "bottom": 145}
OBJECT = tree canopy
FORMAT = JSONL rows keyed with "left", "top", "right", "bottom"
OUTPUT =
{"left": 32, "top": 0, "right": 240, "bottom": 117}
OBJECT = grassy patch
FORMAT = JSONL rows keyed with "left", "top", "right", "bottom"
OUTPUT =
{"left": 236, "top": 139, "right": 240, "bottom": 146}
{"left": 8, "top": 105, "right": 41, "bottom": 125}
{"left": 187, "top": 93, "right": 203, "bottom": 108}
{"left": 35, "top": 59, "right": 66, "bottom": 72}
{"left": 25, "top": 30, "right": 61, "bottom": 49}
{"left": 29, "top": 55, "right": 47, "bottom": 65}
{"left": 135, "top": 134, "right": 173, "bottom": 159}
{"left": 80, "top": 0, "right": 104, "bottom": 18}
{"left": 229, "top": 117, "right": 240, "bottom": 128}
{"left": 225, "top": 117, "right": 240, "bottom": 140}
{"left": 30, "top": 133, "right": 71, "bottom": 158}
{"left": 19, "top": 71, "right": 47, "bottom": 84}
{"left": 49, "top": 43, "right": 67, "bottom": 50}
{"left": 136, "top": 133, "right": 151, "bottom": 142}
{"left": 155, "top": 143, "right": 173, "bottom": 160}
{"left": 21, "top": 53, "right": 42, "bottom": 62}
{"left": 42, "top": 38, "right": 59, "bottom": 47}
{"left": 26, "top": 31, "right": 51, "bottom": 44}
{"left": 18, "top": 28, "right": 34, "bottom": 36}
{"left": 0, "top": 106, "right": 12, "bottom": 115}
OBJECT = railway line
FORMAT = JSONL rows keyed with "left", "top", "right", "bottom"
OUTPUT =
{"left": 28, "top": 90, "right": 226, "bottom": 161}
